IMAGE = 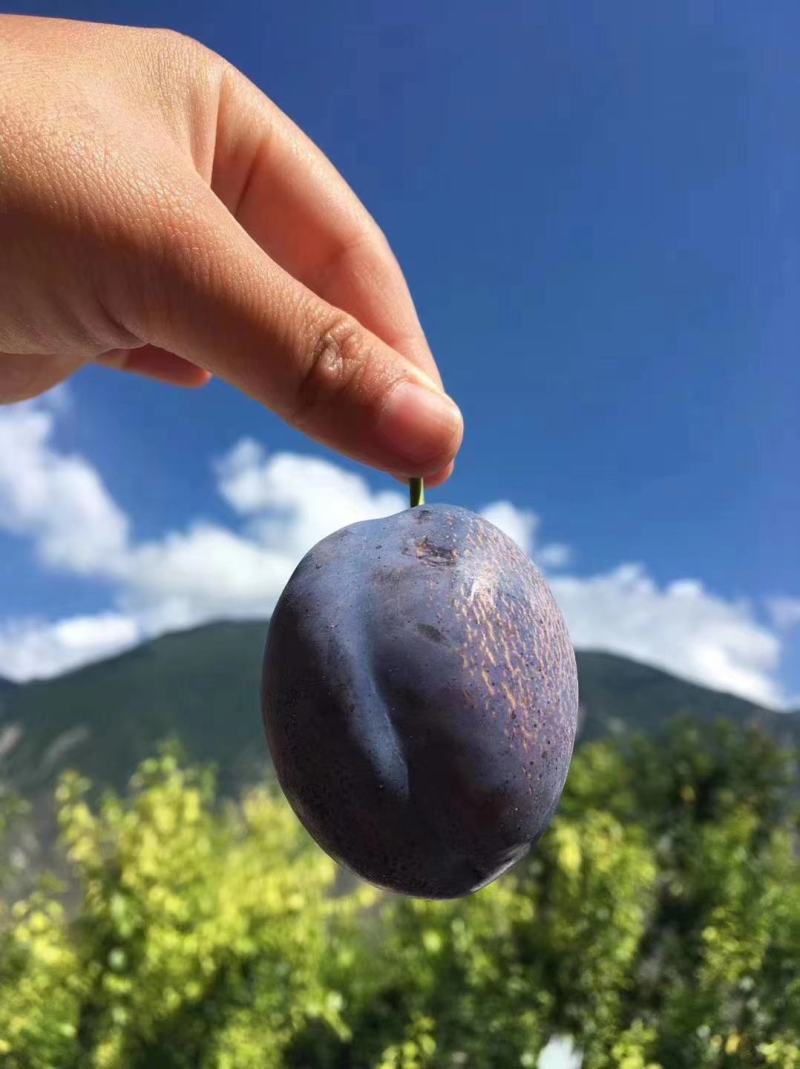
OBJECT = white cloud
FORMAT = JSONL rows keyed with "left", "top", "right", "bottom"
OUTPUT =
{"left": 216, "top": 440, "right": 405, "bottom": 560}
{"left": 767, "top": 596, "right": 800, "bottom": 631}
{"left": 480, "top": 500, "right": 538, "bottom": 553}
{"left": 537, "top": 542, "right": 572, "bottom": 568}
{"left": 0, "top": 614, "right": 141, "bottom": 681}
{"left": 0, "top": 412, "right": 411, "bottom": 680}
{"left": 0, "top": 401, "right": 128, "bottom": 575}
{"left": 0, "top": 398, "right": 794, "bottom": 707}
{"left": 478, "top": 500, "right": 571, "bottom": 567}
{"left": 125, "top": 523, "right": 292, "bottom": 622}
{"left": 552, "top": 566, "right": 783, "bottom": 707}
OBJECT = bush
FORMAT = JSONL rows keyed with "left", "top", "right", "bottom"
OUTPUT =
{"left": 1, "top": 723, "right": 798, "bottom": 1068}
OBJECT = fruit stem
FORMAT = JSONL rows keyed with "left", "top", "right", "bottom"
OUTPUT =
{"left": 409, "top": 477, "right": 425, "bottom": 508}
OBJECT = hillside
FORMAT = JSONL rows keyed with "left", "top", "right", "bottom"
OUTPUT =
{"left": 0, "top": 622, "right": 269, "bottom": 801}
{"left": 576, "top": 650, "right": 799, "bottom": 744}
{"left": 0, "top": 621, "right": 797, "bottom": 804}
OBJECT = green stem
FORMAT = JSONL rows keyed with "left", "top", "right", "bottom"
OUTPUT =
{"left": 409, "top": 477, "right": 425, "bottom": 508}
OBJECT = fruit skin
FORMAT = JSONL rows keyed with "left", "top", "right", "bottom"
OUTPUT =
{"left": 262, "top": 504, "right": 579, "bottom": 899}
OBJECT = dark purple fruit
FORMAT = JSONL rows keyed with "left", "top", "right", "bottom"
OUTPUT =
{"left": 261, "top": 504, "right": 579, "bottom": 898}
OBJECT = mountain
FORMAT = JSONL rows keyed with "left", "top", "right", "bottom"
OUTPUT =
{"left": 0, "top": 622, "right": 270, "bottom": 802}
{"left": 576, "top": 651, "right": 800, "bottom": 746}
{"left": 0, "top": 678, "right": 19, "bottom": 757}
{"left": 0, "top": 621, "right": 798, "bottom": 805}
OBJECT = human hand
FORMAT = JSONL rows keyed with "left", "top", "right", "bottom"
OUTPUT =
{"left": 0, "top": 15, "right": 462, "bottom": 483}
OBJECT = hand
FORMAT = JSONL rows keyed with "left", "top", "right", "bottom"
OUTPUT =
{"left": 0, "top": 15, "right": 462, "bottom": 483}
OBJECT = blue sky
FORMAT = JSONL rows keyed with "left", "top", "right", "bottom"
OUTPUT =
{"left": 1, "top": 0, "right": 798, "bottom": 705}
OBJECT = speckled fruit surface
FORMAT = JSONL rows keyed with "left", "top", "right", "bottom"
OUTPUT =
{"left": 262, "top": 504, "right": 579, "bottom": 898}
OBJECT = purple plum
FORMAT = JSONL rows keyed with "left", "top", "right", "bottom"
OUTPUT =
{"left": 262, "top": 503, "right": 579, "bottom": 898}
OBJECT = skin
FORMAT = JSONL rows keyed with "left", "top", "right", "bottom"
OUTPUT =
{"left": 0, "top": 15, "right": 462, "bottom": 484}
{"left": 263, "top": 506, "right": 579, "bottom": 898}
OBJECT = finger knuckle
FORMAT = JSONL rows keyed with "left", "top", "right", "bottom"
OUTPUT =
{"left": 370, "top": 223, "right": 394, "bottom": 262}
{"left": 147, "top": 26, "right": 199, "bottom": 53}
{"left": 291, "top": 313, "right": 368, "bottom": 428}
{"left": 145, "top": 26, "right": 223, "bottom": 76}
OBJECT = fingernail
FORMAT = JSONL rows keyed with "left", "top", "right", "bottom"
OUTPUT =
{"left": 377, "top": 380, "right": 463, "bottom": 468}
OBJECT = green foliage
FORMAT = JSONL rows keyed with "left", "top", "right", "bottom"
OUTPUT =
{"left": 0, "top": 785, "right": 26, "bottom": 890}
{"left": 1, "top": 746, "right": 365, "bottom": 1069}
{"left": 0, "top": 723, "right": 798, "bottom": 1068}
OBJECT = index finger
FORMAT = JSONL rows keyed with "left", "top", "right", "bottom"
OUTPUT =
{"left": 210, "top": 65, "right": 443, "bottom": 389}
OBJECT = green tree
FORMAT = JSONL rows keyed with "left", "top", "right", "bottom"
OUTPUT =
{"left": 0, "top": 720, "right": 797, "bottom": 1068}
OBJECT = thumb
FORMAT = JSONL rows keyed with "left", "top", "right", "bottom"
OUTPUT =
{"left": 121, "top": 180, "right": 463, "bottom": 479}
